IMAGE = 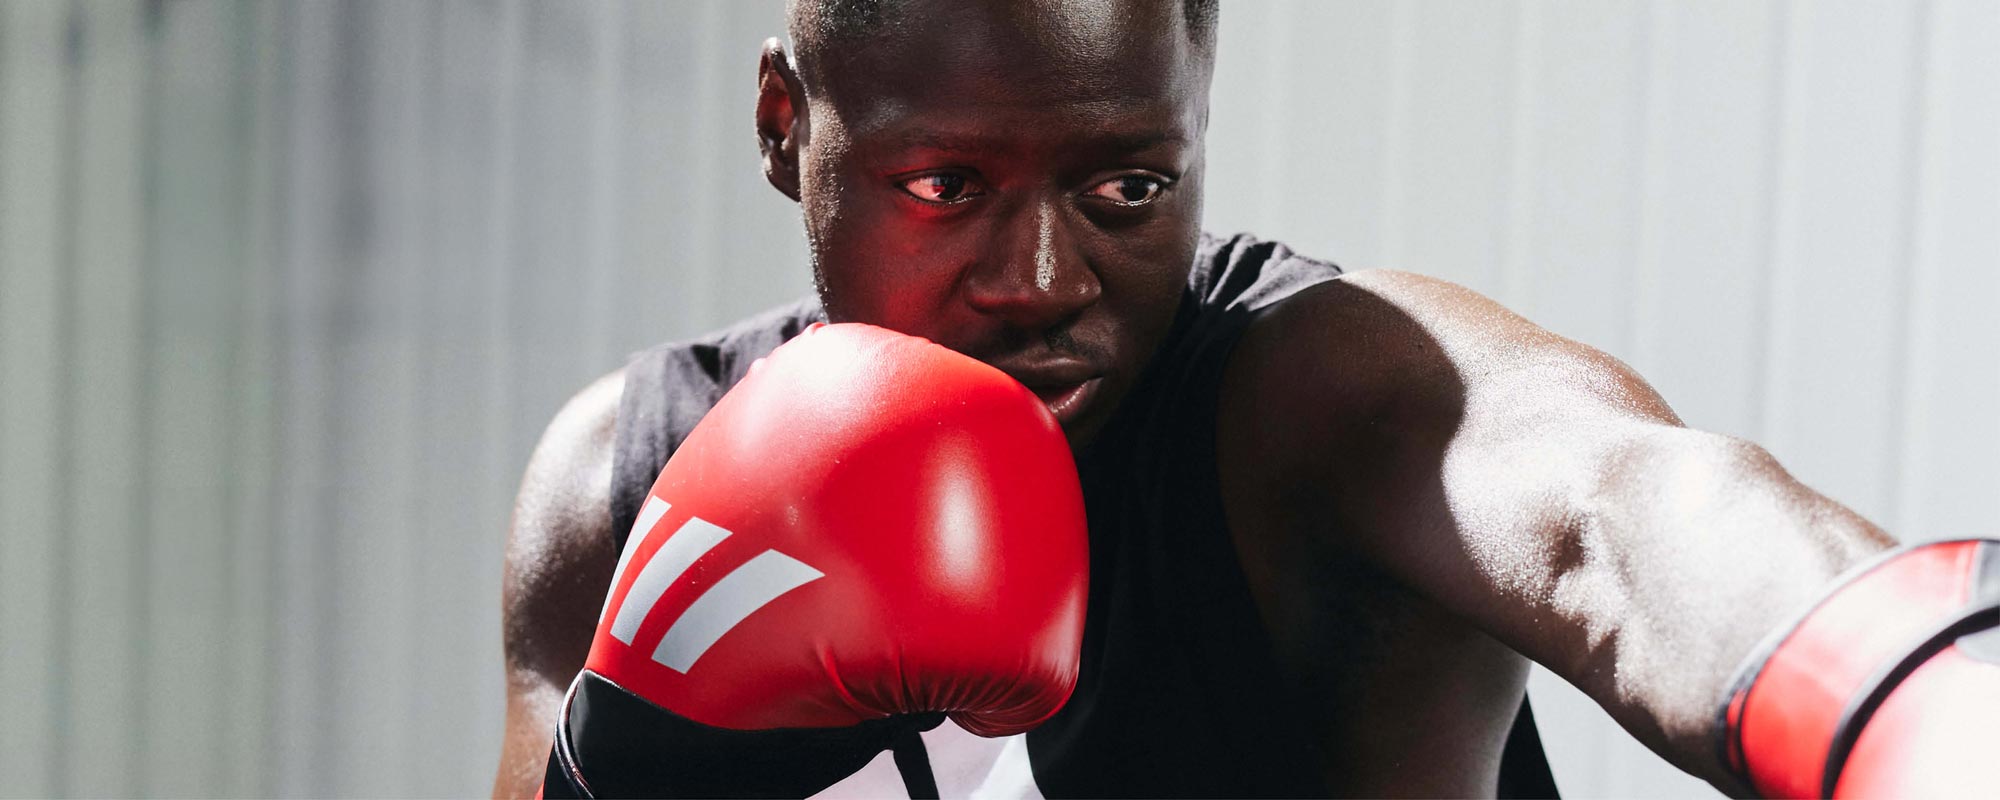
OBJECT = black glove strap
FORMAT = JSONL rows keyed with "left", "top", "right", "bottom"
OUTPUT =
{"left": 542, "top": 736, "right": 591, "bottom": 800}
{"left": 890, "top": 727, "right": 941, "bottom": 799}
{"left": 550, "top": 670, "right": 944, "bottom": 798}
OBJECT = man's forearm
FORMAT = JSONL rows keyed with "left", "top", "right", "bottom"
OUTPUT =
{"left": 1578, "top": 426, "right": 1893, "bottom": 782}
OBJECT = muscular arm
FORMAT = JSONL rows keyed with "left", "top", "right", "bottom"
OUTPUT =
{"left": 491, "top": 370, "right": 625, "bottom": 800}
{"left": 1221, "top": 270, "right": 1892, "bottom": 788}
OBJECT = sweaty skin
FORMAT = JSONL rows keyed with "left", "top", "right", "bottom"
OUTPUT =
{"left": 494, "top": 1, "right": 1893, "bottom": 797}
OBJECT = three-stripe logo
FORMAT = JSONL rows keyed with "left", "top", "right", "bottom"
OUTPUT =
{"left": 601, "top": 497, "right": 824, "bottom": 673}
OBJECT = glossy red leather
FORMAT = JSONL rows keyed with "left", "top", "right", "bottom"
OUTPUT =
{"left": 1727, "top": 539, "right": 1994, "bottom": 798}
{"left": 1832, "top": 646, "right": 2000, "bottom": 798}
{"left": 585, "top": 322, "right": 1089, "bottom": 737}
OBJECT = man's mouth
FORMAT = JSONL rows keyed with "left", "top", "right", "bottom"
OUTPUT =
{"left": 990, "top": 353, "right": 1105, "bottom": 427}
{"left": 1027, "top": 377, "right": 1102, "bottom": 426}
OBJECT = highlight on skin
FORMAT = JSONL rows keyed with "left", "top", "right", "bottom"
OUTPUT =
{"left": 1035, "top": 203, "right": 1056, "bottom": 292}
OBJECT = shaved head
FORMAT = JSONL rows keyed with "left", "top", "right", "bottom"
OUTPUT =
{"left": 786, "top": 0, "right": 1218, "bottom": 95}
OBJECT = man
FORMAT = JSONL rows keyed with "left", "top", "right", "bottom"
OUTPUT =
{"left": 494, "top": 1, "right": 1990, "bottom": 797}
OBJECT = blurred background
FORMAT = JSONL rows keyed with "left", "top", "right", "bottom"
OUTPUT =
{"left": 1, "top": 0, "right": 1994, "bottom": 797}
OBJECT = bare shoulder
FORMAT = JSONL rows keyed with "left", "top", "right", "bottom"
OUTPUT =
{"left": 1217, "top": 268, "right": 1683, "bottom": 548}
{"left": 1226, "top": 268, "right": 1675, "bottom": 437}
{"left": 494, "top": 368, "right": 627, "bottom": 798}
{"left": 1245, "top": 269, "right": 1581, "bottom": 382}
{"left": 1217, "top": 270, "right": 1478, "bottom": 476}
{"left": 504, "top": 367, "right": 627, "bottom": 684}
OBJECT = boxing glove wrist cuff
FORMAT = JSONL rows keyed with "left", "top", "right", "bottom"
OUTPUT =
{"left": 546, "top": 670, "right": 943, "bottom": 799}
{"left": 1716, "top": 538, "right": 2000, "bottom": 798}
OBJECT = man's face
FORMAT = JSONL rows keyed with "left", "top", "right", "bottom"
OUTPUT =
{"left": 776, "top": 0, "right": 1213, "bottom": 446}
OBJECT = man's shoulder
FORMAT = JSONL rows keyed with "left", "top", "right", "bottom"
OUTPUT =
{"left": 1235, "top": 268, "right": 1583, "bottom": 401}
{"left": 1218, "top": 267, "right": 1611, "bottom": 501}
{"left": 517, "top": 368, "right": 625, "bottom": 534}
{"left": 1230, "top": 268, "right": 1467, "bottom": 399}
{"left": 504, "top": 367, "right": 625, "bottom": 683}
{"left": 1217, "top": 270, "right": 1468, "bottom": 488}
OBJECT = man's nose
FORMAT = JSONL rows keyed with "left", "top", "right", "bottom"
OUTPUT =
{"left": 962, "top": 201, "right": 1102, "bottom": 331}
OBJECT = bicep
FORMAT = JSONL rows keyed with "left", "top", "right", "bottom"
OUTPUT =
{"left": 1306, "top": 272, "right": 1878, "bottom": 666}
{"left": 492, "top": 370, "right": 625, "bottom": 799}
{"left": 1226, "top": 270, "right": 1887, "bottom": 778}
{"left": 1227, "top": 269, "right": 1679, "bottom": 558}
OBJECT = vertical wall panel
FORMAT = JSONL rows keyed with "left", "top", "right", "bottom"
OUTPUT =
{"left": 0, "top": 3, "right": 72, "bottom": 797}
{"left": 1511, "top": 0, "right": 1647, "bottom": 354}
{"left": 141, "top": 1, "right": 255, "bottom": 793}
{"left": 1759, "top": 1, "right": 1925, "bottom": 522}
{"left": 1204, "top": 0, "right": 1292, "bottom": 244}
{"left": 271, "top": 2, "right": 341, "bottom": 792}
{"left": 708, "top": 1, "right": 813, "bottom": 326}
{"left": 1893, "top": 0, "right": 2000, "bottom": 541}
{"left": 479, "top": 0, "right": 526, "bottom": 622}
{"left": 62, "top": 2, "right": 148, "bottom": 796}
{"left": 1281, "top": 0, "right": 1396, "bottom": 267}
{"left": 609, "top": 0, "right": 709, "bottom": 352}
{"left": 577, "top": 1, "right": 624, "bottom": 366}
{"left": 1204, "top": 0, "right": 1401, "bottom": 267}
{"left": 604, "top": 0, "right": 700, "bottom": 350}
{"left": 504, "top": 0, "right": 604, "bottom": 469}
{"left": 1382, "top": 1, "right": 1519, "bottom": 292}
{"left": 319, "top": 2, "right": 431, "bottom": 794}
{"left": 1623, "top": 1, "right": 1784, "bottom": 438}
{"left": 414, "top": 3, "right": 522, "bottom": 793}
{"left": 224, "top": 2, "right": 288, "bottom": 794}
{"left": 666, "top": 1, "right": 730, "bottom": 336}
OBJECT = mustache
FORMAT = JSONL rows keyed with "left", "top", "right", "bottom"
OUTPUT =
{"left": 1040, "top": 322, "right": 1110, "bottom": 365}
{"left": 1044, "top": 326, "right": 1079, "bottom": 354}
{"left": 959, "top": 320, "right": 1108, "bottom": 367}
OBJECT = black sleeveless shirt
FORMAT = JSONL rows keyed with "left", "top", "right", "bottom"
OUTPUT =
{"left": 608, "top": 233, "right": 1557, "bottom": 798}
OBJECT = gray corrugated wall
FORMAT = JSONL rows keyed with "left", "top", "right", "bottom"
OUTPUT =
{"left": 0, "top": 1, "right": 1994, "bottom": 797}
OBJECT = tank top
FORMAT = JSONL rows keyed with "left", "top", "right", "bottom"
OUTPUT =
{"left": 608, "top": 233, "right": 1558, "bottom": 798}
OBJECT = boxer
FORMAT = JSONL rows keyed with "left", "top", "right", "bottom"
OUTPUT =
{"left": 493, "top": 1, "right": 1994, "bottom": 796}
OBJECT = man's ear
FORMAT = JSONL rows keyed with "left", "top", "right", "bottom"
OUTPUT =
{"left": 756, "top": 38, "right": 806, "bottom": 201}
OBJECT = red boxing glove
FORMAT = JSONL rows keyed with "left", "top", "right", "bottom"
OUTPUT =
{"left": 545, "top": 323, "right": 1089, "bottom": 798}
{"left": 1719, "top": 538, "right": 2000, "bottom": 798}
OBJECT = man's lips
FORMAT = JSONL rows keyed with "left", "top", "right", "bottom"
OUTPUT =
{"left": 989, "top": 358, "right": 1103, "bottom": 425}
{"left": 1029, "top": 377, "right": 1102, "bottom": 425}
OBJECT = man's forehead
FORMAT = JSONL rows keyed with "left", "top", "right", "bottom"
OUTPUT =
{"left": 798, "top": 3, "right": 1209, "bottom": 152}
{"left": 791, "top": 0, "right": 1195, "bottom": 53}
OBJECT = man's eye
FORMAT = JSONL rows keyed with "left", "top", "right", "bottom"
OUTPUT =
{"left": 1085, "top": 175, "right": 1167, "bottom": 206}
{"left": 898, "top": 173, "right": 982, "bottom": 204}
